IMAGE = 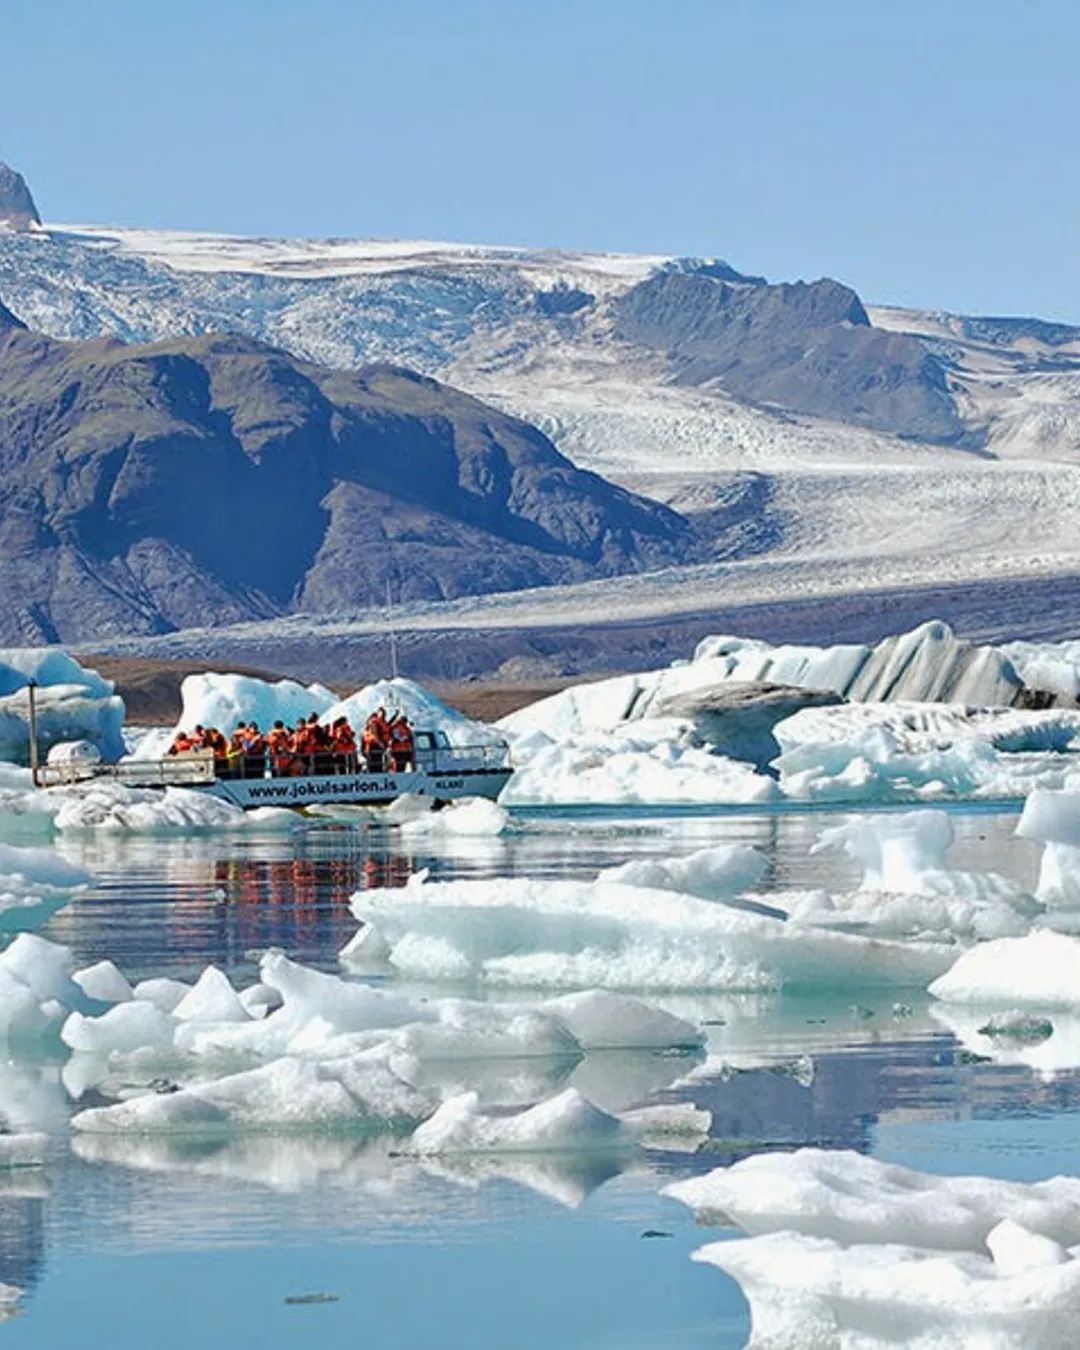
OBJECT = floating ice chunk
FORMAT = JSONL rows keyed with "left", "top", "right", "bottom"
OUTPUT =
{"left": 536, "top": 991, "right": 702, "bottom": 1051}
{"left": 132, "top": 977, "right": 191, "bottom": 1014}
{"left": 408, "top": 1088, "right": 627, "bottom": 1155}
{"left": 502, "top": 720, "right": 778, "bottom": 806}
{"left": 664, "top": 1148, "right": 1080, "bottom": 1250}
{"left": 1018, "top": 791, "right": 1080, "bottom": 910}
{"left": 0, "top": 934, "right": 87, "bottom": 1009}
{"left": 386, "top": 1002, "right": 581, "bottom": 1064}
{"left": 73, "top": 960, "right": 133, "bottom": 1005}
{"left": 51, "top": 784, "right": 301, "bottom": 834}
{"left": 0, "top": 968, "right": 57, "bottom": 1044}
{"left": 71, "top": 1054, "right": 426, "bottom": 1135}
{"left": 61, "top": 1001, "right": 177, "bottom": 1055}
{"left": 692, "top": 1226, "right": 1080, "bottom": 1350}
{"left": 260, "top": 951, "right": 430, "bottom": 1036}
{"left": 597, "top": 844, "right": 767, "bottom": 902}
{"left": 351, "top": 873, "right": 955, "bottom": 992}
{"left": 774, "top": 703, "right": 1080, "bottom": 803}
{"left": 930, "top": 930, "right": 1080, "bottom": 1010}
{"left": 172, "top": 966, "right": 250, "bottom": 1025}
{"left": 398, "top": 798, "right": 509, "bottom": 838}
{"left": 988, "top": 1217, "right": 1070, "bottom": 1275}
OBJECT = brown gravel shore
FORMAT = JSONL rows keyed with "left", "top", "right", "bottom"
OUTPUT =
{"left": 81, "top": 655, "right": 597, "bottom": 727}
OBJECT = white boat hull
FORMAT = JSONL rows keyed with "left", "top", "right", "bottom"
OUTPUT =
{"left": 202, "top": 765, "right": 512, "bottom": 810}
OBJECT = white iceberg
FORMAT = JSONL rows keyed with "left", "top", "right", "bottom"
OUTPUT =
{"left": 407, "top": 1087, "right": 628, "bottom": 1155}
{"left": 1018, "top": 790, "right": 1080, "bottom": 911}
{"left": 929, "top": 930, "right": 1080, "bottom": 1010}
{"left": 348, "top": 872, "right": 955, "bottom": 992}
{"left": 664, "top": 1147, "right": 1080, "bottom": 1250}
{"left": 692, "top": 1224, "right": 1080, "bottom": 1350}
{"left": 0, "top": 649, "right": 125, "bottom": 764}
{"left": 773, "top": 702, "right": 1080, "bottom": 802}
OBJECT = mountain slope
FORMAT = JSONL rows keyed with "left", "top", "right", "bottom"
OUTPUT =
{"left": 0, "top": 306, "right": 697, "bottom": 644}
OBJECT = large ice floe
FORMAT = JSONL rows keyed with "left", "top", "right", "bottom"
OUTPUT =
{"left": 0, "top": 649, "right": 125, "bottom": 764}
{"left": 345, "top": 809, "right": 1047, "bottom": 991}
{"left": 499, "top": 621, "right": 1080, "bottom": 807}
{"left": 346, "top": 861, "right": 958, "bottom": 993}
{"left": 665, "top": 1149, "right": 1080, "bottom": 1350}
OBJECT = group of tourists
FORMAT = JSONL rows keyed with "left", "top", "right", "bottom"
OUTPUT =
{"left": 168, "top": 707, "right": 416, "bottom": 778}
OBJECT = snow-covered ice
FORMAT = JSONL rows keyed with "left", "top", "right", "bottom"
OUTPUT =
{"left": 0, "top": 649, "right": 124, "bottom": 764}
{"left": 692, "top": 1225, "right": 1080, "bottom": 1350}
{"left": 348, "top": 871, "right": 955, "bottom": 992}
{"left": 664, "top": 1148, "right": 1080, "bottom": 1250}
{"left": 929, "top": 930, "right": 1080, "bottom": 1011}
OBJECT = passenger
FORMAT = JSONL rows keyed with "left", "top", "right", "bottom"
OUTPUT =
{"left": 331, "top": 717, "right": 357, "bottom": 773}
{"left": 389, "top": 715, "right": 414, "bottom": 772}
{"left": 362, "top": 708, "right": 389, "bottom": 772}
{"left": 308, "top": 713, "right": 334, "bottom": 776}
{"left": 244, "top": 721, "right": 267, "bottom": 778}
{"left": 168, "top": 730, "right": 195, "bottom": 755}
{"left": 226, "top": 725, "right": 248, "bottom": 778}
{"left": 267, "top": 720, "right": 292, "bottom": 776}
{"left": 291, "top": 717, "right": 316, "bottom": 774}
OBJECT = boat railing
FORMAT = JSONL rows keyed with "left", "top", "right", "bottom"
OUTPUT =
{"left": 36, "top": 754, "right": 218, "bottom": 789}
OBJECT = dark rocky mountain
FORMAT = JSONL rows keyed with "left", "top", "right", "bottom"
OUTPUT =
{"left": 0, "top": 163, "right": 40, "bottom": 231}
{"left": 615, "top": 271, "right": 966, "bottom": 443}
{"left": 0, "top": 304, "right": 699, "bottom": 644}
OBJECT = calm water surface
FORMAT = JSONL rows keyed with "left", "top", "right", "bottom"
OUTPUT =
{"left": 4, "top": 804, "right": 1075, "bottom": 1349}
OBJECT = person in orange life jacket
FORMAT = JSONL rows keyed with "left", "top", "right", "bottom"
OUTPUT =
{"left": 169, "top": 730, "right": 195, "bottom": 755}
{"left": 389, "top": 715, "right": 414, "bottom": 772}
{"left": 331, "top": 718, "right": 357, "bottom": 773}
{"left": 267, "top": 721, "right": 292, "bottom": 775}
{"left": 362, "top": 708, "right": 390, "bottom": 770}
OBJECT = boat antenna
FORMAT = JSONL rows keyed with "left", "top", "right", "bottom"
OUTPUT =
{"left": 27, "top": 679, "right": 40, "bottom": 787}
{"left": 386, "top": 576, "right": 399, "bottom": 680}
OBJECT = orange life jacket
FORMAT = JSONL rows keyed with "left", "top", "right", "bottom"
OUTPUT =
{"left": 333, "top": 725, "right": 357, "bottom": 754}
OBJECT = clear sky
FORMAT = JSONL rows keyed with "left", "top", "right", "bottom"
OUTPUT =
{"left": 5, "top": 0, "right": 1078, "bottom": 319}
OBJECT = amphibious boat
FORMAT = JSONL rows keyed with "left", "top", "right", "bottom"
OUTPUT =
{"left": 27, "top": 688, "right": 513, "bottom": 810}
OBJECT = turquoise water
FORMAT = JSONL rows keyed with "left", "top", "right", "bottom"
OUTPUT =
{"left": 3, "top": 805, "right": 1074, "bottom": 1347}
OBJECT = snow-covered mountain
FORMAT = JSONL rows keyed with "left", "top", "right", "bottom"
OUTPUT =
{"left": 2, "top": 206, "right": 1080, "bottom": 667}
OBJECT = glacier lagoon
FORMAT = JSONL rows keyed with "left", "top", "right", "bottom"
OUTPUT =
{"left": 0, "top": 804, "right": 1078, "bottom": 1347}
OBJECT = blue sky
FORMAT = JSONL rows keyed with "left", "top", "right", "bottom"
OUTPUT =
{"left": 5, "top": 0, "right": 1077, "bottom": 318}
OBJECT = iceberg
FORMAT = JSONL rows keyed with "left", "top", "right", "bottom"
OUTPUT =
{"left": 1017, "top": 789, "right": 1080, "bottom": 910}
{"left": 773, "top": 702, "right": 1080, "bottom": 802}
{"left": 929, "top": 930, "right": 1080, "bottom": 1010}
{"left": 664, "top": 1148, "right": 1080, "bottom": 1250}
{"left": 692, "top": 1226, "right": 1080, "bottom": 1350}
{"left": 0, "top": 649, "right": 125, "bottom": 764}
{"left": 407, "top": 1087, "right": 629, "bottom": 1156}
{"left": 348, "top": 872, "right": 956, "bottom": 992}
{"left": 501, "top": 718, "right": 778, "bottom": 806}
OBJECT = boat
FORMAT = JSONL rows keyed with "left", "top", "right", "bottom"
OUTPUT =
{"left": 26, "top": 685, "right": 513, "bottom": 810}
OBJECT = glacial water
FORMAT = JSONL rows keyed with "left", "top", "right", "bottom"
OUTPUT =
{"left": 5, "top": 803, "right": 1078, "bottom": 1349}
